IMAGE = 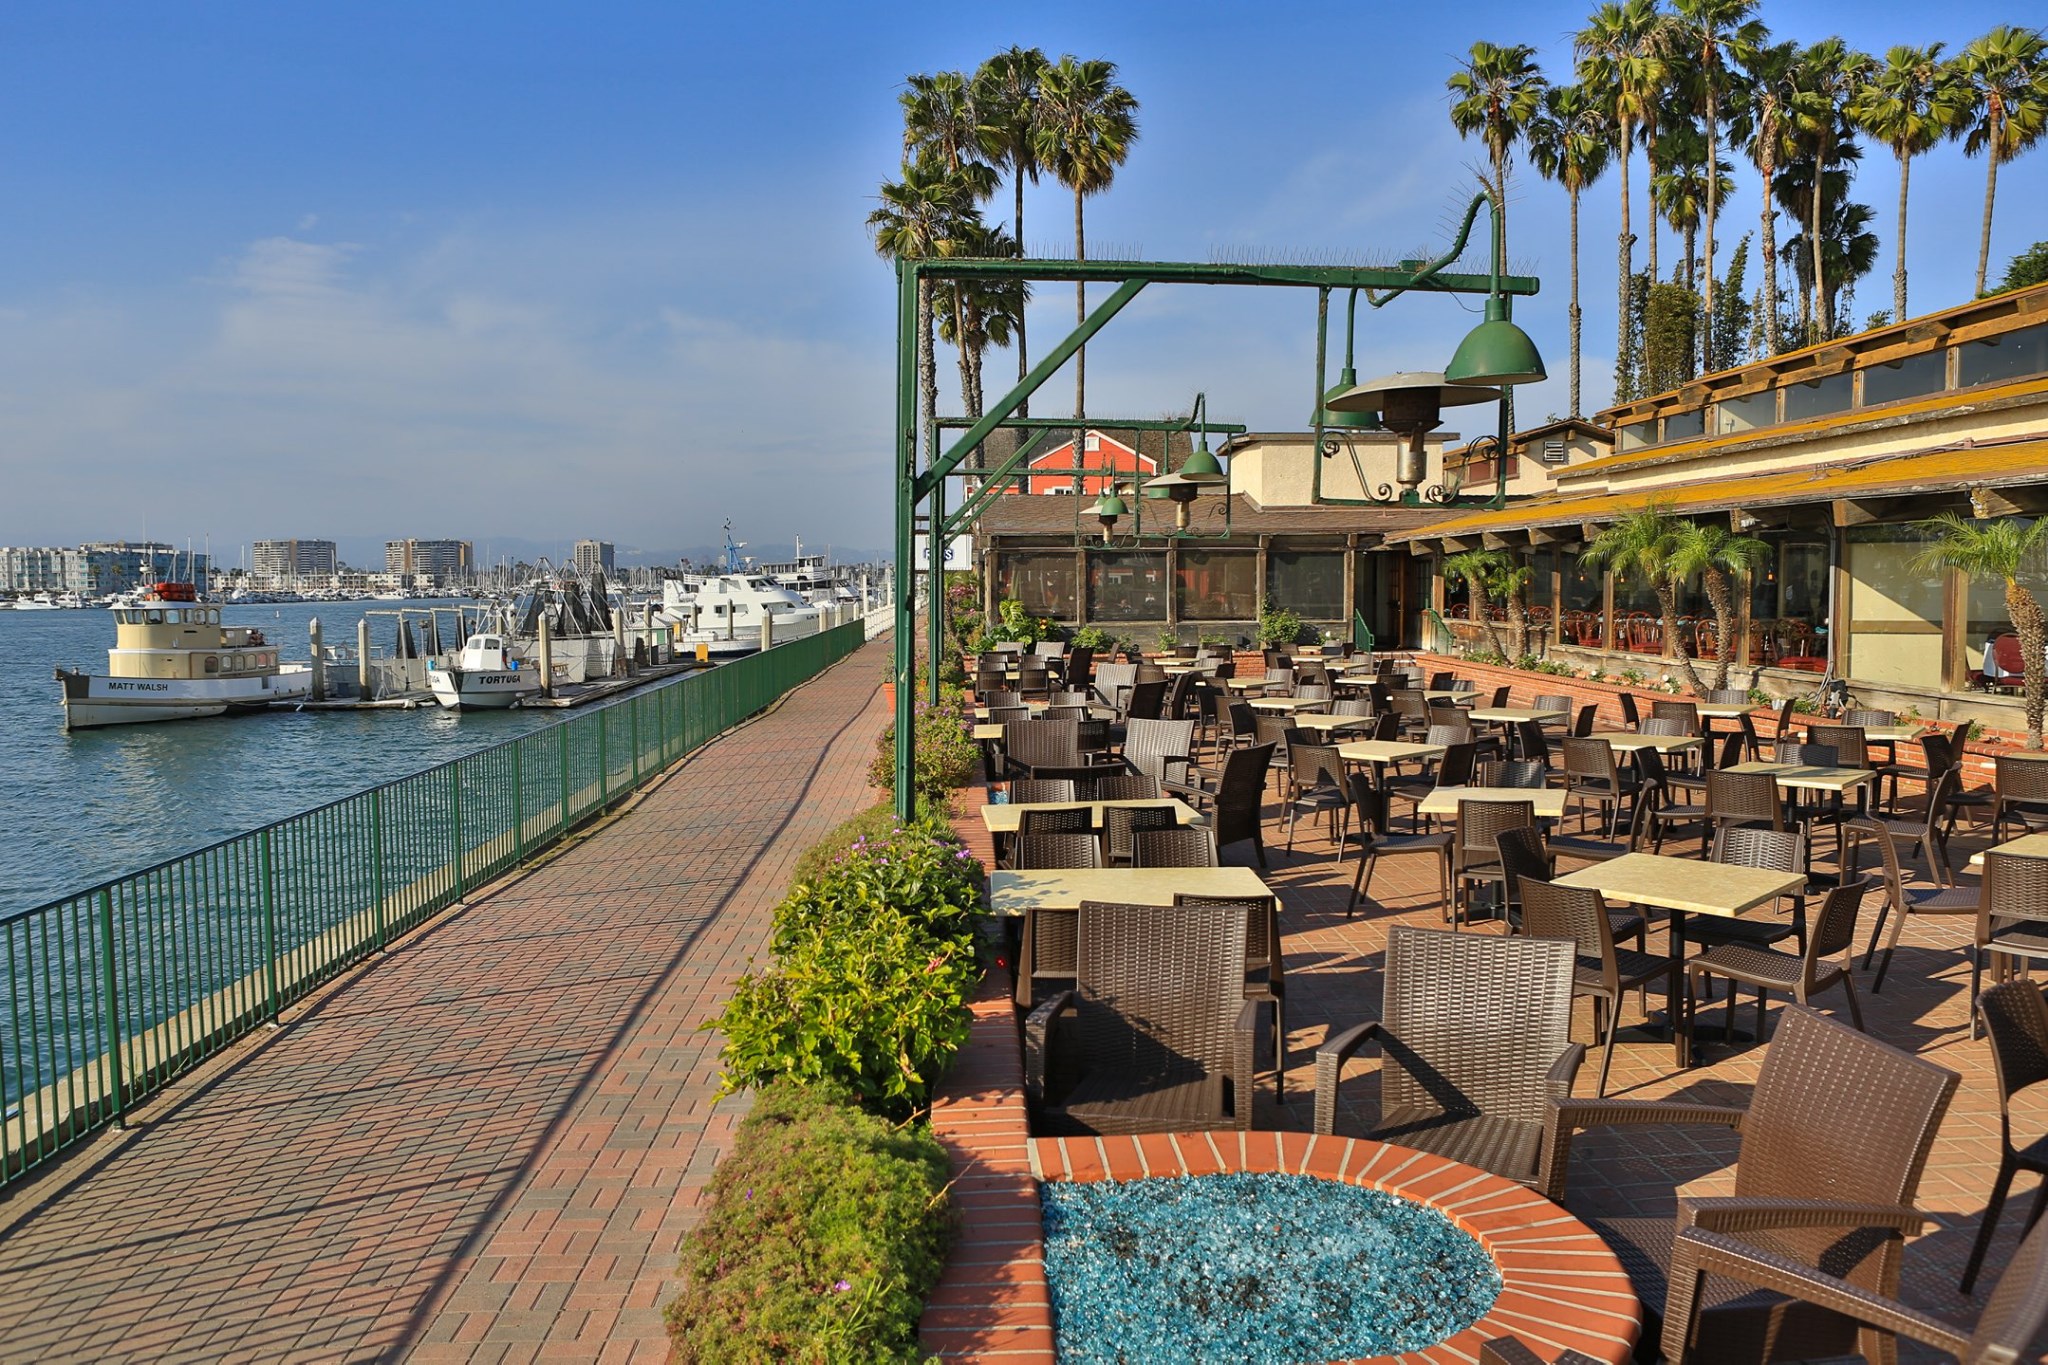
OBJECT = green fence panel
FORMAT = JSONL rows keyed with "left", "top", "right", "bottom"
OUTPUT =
{"left": 0, "top": 618, "right": 869, "bottom": 1187}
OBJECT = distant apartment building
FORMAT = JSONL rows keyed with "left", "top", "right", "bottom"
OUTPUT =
{"left": 385, "top": 539, "right": 473, "bottom": 585}
{"left": 251, "top": 538, "right": 338, "bottom": 585}
{"left": 0, "top": 542, "right": 212, "bottom": 596}
{"left": 572, "top": 539, "right": 615, "bottom": 577}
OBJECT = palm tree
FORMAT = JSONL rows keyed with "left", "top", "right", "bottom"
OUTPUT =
{"left": 1576, "top": 0, "right": 1667, "bottom": 401}
{"left": 1651, "top": 121, "right": 1734, "bottom": 292}
{"left": 1446, "top": 41, "right": 1549, "bottom": 239}
{"left": 1849, "top": 45, "right": 1969, "bottom": 322}
{"left": 972, "top": 46, "right": 1050, "bottom": 411}
{"left": 1442, "top": 550, "right": 1512, "bottom": 658}
{"left": 1741, "top": 39, "right": 1804, "bottom": 354}
{"left": 1917, "top": 513, "right": 2048, "bottom": 748}
{"left": 869, "top": 160, "right": 981, "bottom": 465}
{"left": 1775, "top": 141, "right": 1878, "bottom": 337}
{"left": 1529, "top": 84, "right": 1614, "bottom": 417}
{"left": 902, "top": 71, "right": 998, "bottom": 424}
{"left": 1787, "top": 39, "right": 1876, "bottom": 342}
{"left": 1667, "top": 520, "right": 1770, "bottom": 691}
{"left": 1579, "top": 506, "right": 1708, "bottom": 692}
{"left": 1032, "top": 56, "right": 1139, "bottom": 421}
{"left": 1957, "top": 26, "right": 2048, "bottom": 297}
{"left": 935, "top": 221, "right": 1028, "bottom": 422}
{"left": 1666, "top": 0, "right": 1767, "bottom": 367}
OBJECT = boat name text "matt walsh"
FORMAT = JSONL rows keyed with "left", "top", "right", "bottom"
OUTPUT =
{"left": 108, "top": 681, "right": 172, "bottom": 692}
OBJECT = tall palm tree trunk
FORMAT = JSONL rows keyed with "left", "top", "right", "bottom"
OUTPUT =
{"left": 1014, "top": 176, "right": 1029, "bottom": 416}
{"left": 1893, "top": 154, "right": 1911, "bottom": 321}
{"left": 1506, "top": 590, "right": 1532, "bottom": 660}
{"left": 1978, "top": 142, "right": 2002, "bottom": 297}
{"left": 1645, "top": 130, "right": 1660, "bottom": 288}
{"left": 917, "top": 281, "right": 938, "bottom": 469}
{"left": 1704, "top": 567, "right": 1737, "bottom": 691}
{"left": 1703, "top": 93, "right": 1718, "bottom": 364}
{"left": 1569, "top": 186, "right": 1583, "bottom": 416}
{"left": 1759, "top": 142, "right": 1781, "bottom": 354}
{"left": 1617, "top": 118, "right": 1635, "bottom": 401}
{"left": 1810, "top": 129, "right": 1830, "bottom": 340}
{"left": 2010, "top": 578, "right": 2046, "bottom": 749}
{"left": 1073, "top": 190, "right": 1086, "bottom": 420}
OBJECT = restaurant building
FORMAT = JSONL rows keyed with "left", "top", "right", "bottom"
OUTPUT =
{"left": 1393, "top": 281, "right": 2048, "bottom": 727}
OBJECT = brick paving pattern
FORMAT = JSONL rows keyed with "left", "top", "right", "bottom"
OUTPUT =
{"left": 0, "top": 640, "right": 892, "bottom": 1364}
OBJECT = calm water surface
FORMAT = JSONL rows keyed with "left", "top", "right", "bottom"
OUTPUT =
{"left": 0, "top": 602, "right": 563, "bottom": 916}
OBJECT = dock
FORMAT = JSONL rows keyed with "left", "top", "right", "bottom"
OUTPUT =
{"left": 271, "top": 658, "right": 716, "bottom": 712}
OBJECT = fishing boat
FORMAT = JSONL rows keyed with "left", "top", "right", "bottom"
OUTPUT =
{"left": 54, "top": 582, "right": 313, "bottom": 729}
{"left": 426, "top": 630, "right": 542, "bottom": 710}
{"left": 657, "top": 525, "right": 827, "bottom": 657}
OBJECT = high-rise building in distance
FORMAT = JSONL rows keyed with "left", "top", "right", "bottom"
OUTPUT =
{"left": 251, "top": 539, "right": 338, "bottom": 585}
{"left": 386, "top": 539, "right": 474, "bottom": 583}
{"left": 572, "top": 539, "right": 615, "bottom": 577}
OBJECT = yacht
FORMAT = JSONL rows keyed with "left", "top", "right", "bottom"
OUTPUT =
{"left": 13, "top": 593, "right": 60, "bottom": 611}
{"left": 55, "top": 582, "right": 313, "bottom": 729}
{"left": 757, "top": 537, "right": 862, "bottom": 611}
{"left": 659, "top": 573, "right": 825, "bottom": 657}
{"left": 426, "top": 630, "right": 542, "bottom": 710}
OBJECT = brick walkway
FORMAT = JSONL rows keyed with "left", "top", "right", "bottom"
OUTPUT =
{"left": 0, "top": 640, "right": 891, "bottom": 1364}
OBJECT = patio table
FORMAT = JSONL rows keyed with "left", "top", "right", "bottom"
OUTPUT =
{"left": 986, "top": 866, "right": 1271, "bottom": 917}
{"left": 1246, "top": 696, "right": 1326, "bottom": 714}
{"left": 1467, "top": 706, "right": 1568, "bottom": 725}
{"left": 1285, "top": 714, "right": 1376, "bottom": 736}
{"left": 1694, "top": 702, "right": 1752, "bottom": 720}
{"left": 1589, "top": 731, "right": 1702, "bottom": 754}
{"left": 1553, "top": 850, "right": 1805, "bottom": 1055}
{"left": 980, "top": 797, "right": 1202, "bottom": 836}
{"left": 1412, "top": 785, "right": 1568, "bottom": 819}
{"left": 1969, "top": 831, "right": 2048, "bottom": 867}
{"left": 1225, "top": 677, "right": 1275, "bottom": 693}
{"left": 1335, "top": 740, "right": 1447, "bottom": 791}
{"left": 1729, "top": 760, "right": 1876, "bottom": 862}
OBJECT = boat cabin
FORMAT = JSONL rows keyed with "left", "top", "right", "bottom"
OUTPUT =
{"left": 109, "top": 603, "right": 279, "bottom": 680}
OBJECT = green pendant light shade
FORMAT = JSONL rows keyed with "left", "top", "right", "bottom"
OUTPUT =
{"left": 1444, "top": 296, "right": 1547, "bottom": 387}
{"left": 1313, "top": 367, "right": 1382, "bottom": 431}
{"left": 1091, "top": 489, "right": 1127, "bottom": 522}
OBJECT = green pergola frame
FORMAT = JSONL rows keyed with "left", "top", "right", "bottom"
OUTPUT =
{"left": 890, "top": 245, "right": 1540, "bottom": 820}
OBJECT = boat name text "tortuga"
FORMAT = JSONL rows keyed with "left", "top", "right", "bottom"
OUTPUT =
{"left": 108, "top": 681, "right": 172, "bottom": 692}
{"left": 473, "top": 675, "right": 516, "bottom": 685}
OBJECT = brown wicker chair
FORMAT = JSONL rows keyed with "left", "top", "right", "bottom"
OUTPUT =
{"left": 1173, "top": 742, "right": 1274, "bottom": 868}
{"left": 1102, "top": 803, "right": 1176, "bottom": 865}
{"left": 1542, "top": 1006, "right": 1960, "bottom": 1361}
{"left": 1993, "top": 753, "right": 2048, "bottom": 842}
{"left": 1003, "top": 719, "right": 1092, "bottom": 782}
{"left": 1685, "top": 825, "right": 1809, "bottom": 959}
{"left": 1025, "top": 899, "right": 1257, "bottom": 1135}
{"left": 1973, "top": 849, "right": 2048, "bottom": 1033}
{"left": 1120, "top": 718, "right": 1197, "bottom": 788}
{"left": 1006, "top": 778, "right": 1078, "bottom": 805}
{"left": 1849, "top": 814, "right": 1978, "bottom": 992}
{"left": 1651, "top": 699, "right": 1701, "bottom": 733}
{"left": 1523, "top": 875, "right": 1683, "bottom": 1095}
{"left": 1686, "top": 879, "right": 1872, "bottom": 1047}
{"left": 1706, "top": 767, "right": 1787, "bottom": 841}
{"left": 1562, "top": 736, "right": 1639, "bottom": 839}
{"left": 1012, "top": 832, "right": 1102, "bottom": 870}
{"left": 1315, "top": 926, "right": 1583, "bottom": 1186}
{"left": 1176, "top": 892, "right": 1286, "bottom": 1098}
{"left": 1637, "top": 747, "right": 1709, "bottom": 852}
{"left": 1130, "top": 826, "right": 1217, "bottom": 868}
{"left": 1453, "top": 798, "right": 1537, "bottom": 929}
{"left": 1281, "top": 739, "right": 1351, "bottom": 857}
{"left": 1342, "top": 773, "right": 1453, "bottom": 918}
{"left": 1091, "top": 773, "right": 1160, "bottom": 802}
{"left": 1014, "top": 903, "right": 1078, "bottom": 1007}
{"left": 1962, "top": 979, "right": 2048, "bottom": 1295}
{"left": 1663, "top": 1191, "right": 2048, "bottom": 1364}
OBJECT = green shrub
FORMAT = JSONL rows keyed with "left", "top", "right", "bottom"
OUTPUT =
{"left": 774, "top": 822, "right": 985, "bottom": 950}
{"left": 1256, "top": 599, "right": 1302, "bottom": 649}
{"left": 1070, "top": 624, "right": 1123, "bottom": 653}
{"left": 667, "top": 1081, "right": 952, "bottom": 1365}
{"left": 1619, "top": 667, "right": 1647, "bottom": 686}
{"left": 789, "top": 802, "right": 937, "bottom": 893}
{"left": 868, "top": 695, "right": 978, "bottom": 807}
{"left": 1197, "top": 630, "right": 1232, "bottom": 648}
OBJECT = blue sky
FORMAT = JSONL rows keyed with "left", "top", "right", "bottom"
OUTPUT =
{"left": 0, "top": 1, "right": 2039, "bottom": 565}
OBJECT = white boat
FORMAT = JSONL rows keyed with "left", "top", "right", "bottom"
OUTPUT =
{"left": 55, "top": 582, "right": 312, "bottom": 729}
{"left": 426, "top": 631, "right": 542, "bottom": 710}
{"left": 658, "top": 572, "right": 825, "bottom": 657}
{"left": 13, "top": 593, "right": 60, "bottom": 612}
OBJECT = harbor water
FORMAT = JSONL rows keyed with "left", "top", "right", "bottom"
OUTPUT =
{"left": 0, "top": 601, "right": 565, "bottom": 917}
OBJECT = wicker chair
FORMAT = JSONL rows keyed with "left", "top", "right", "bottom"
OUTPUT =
{"left": 1512, "top": 718, "right": 1552, "bottom": 769}
{"left": 1131, "top": 826, "right": 1218, "bottom": 868}
{"left": 1025, "top": 899, "right": 1257, "bottom": 1135}
{"left": 1220, "top": 699, "right": 1258, "bottom": 753}
{"left": 1923, "top": 730, "right": 1994, "bottom": 839}
{"left": 1651, "top": 699, "right": 1701, "bottom": 733}
{"left": 1637, "top": 748, "right": 1709, "bottom": 852}
{"left": 1385, "top": 741, "right": 1477, "bottom": 832}
{"left": 1686, "top": 879, "right": 1872, "bottom": 1047}
{"left": 1006, "top": 778, "right": 1077, "bottom": 805}
{"left": 981, "top": 688, "right": 1023, "bottom": 709}
{"left": 1121, "top": 678, "right": 1167, "bottom": 725}
{"left": 1764, "top": 696, "right": 1798, "bottom": 755}
{"left": 1973, "top": 850, "right": 2048, "bottom": 1034}
{"left": 1102, "top": 804, "right": 1176, "bottom": 865}
{"left": 1282, "top": 740, "right": 1351, "bottom": 858}
{"left": 1343, "top": 773, "right": 1453, "bottom": 918}
{"left": 1121, "top": 718, "right": 1197, "bottom": 788}
{"left": 1177, "top": 742, "right": 1274, "bottom": 868}
{"left": 1003, "top": 719, "right": 1091, "bottom": 782}
{"left": 1618, "top": 691, "right": 1643, "bottom": 730}
{"left": 1315, "top": 926, "right": 1582, "bottom": 1185}
{"left": 1497, "top": 825, "right": 1647, "bottom": 949}
{"left": 1523, "top": 876, "right": 1685, "bottom": 1095}
{"left": 1541, "top": 1005, "right": 1960, "bottom": 1360}
{"left": 1476, "top": 757, "right": 1550, "bottom": 790}
{"left": 1962, "top": 980, "right": 2048, "bottom": 1294}
{"left": 1686, "top": 826, "right": 1809, "bottom": 960}
{"left": 1994, "top": 754, "right": 2048, "bottom": 842}
{"left": 1014, "top": 903, "right": 1077, "bottom": 1006}
{"left": 1707, "top": 688, "right": 1750, "bottom": 705}
{"left": 1091, "top": 662, "right": 1137, "bottom": 714}
{"left": 1042, "top": 703, "right": 1089, "bottom": 722}
{"left": 1706, "top": 768, "right": 1786, "bottom": 841}
{"left": 1562, "top": 737, "right": 1639, "bottom": 839}
{"left": 1664, "top": 1205, "right": 2048, "bottom": 1364}
{"left": 1453, "top": 798, "right": 1537, "bottom": 929}
{"left": 1176, "top": 891, "right": 1287, "bottom": 1098}
{"left": 1013, "top": 832, "right": 1102, "bottom": 870}
{"left": 1572, "top": 702, "right": 1601, "bottom": 738}
{"left": 1849, "top": 814, "right": 1979, "bottom": 992}
{"left": 1092, "top": 773, "right": 1160, "bottom": 802}
{"left": 1017, "top": 805, "right": 1093, "bottom": 836}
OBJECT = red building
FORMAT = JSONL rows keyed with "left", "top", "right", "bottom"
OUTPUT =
{"left": 1013, "top": 430, "right": 1156, "bottom": 496}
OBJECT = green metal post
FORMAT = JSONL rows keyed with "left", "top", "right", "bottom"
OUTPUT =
{"left": 259, "top": 829, "right": 279, "bottom": 1025}
{"left": 631, "top": 697, "right": 642, "bottom": 786}
{"left": 450, "top": 763, "right": 465, "bottom": 900}
{"left": 559, "top": 720, "right": 572, "bottom": 830}
{"left": 512, "top": 739, "right": 525, "bottom": 863}
{"left": 370, "top": 788, "right": 387, "bottom": 951}
{"left": 928, "top": 474, "right": 945, "bottom": 704}
{"left": 96, "top": 889, "right": 124, "bottom": 1128}
{"left": 894, "top": 260, "right": 919, "bottom": 821}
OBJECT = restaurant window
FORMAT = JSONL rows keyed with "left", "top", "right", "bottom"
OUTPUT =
{"left": 1963, "top": 522, "right": 2048, "bottom": 681}
{"left": 1782, "top": 371, "right": 1852, "bottom": 421}
{"left": 1716, "top": 389, "right": 1776, "bottom": 435}
{"left": 1662, "top": 408, "right": 1705, "bottom": 442}
{"left": 1174, "top": 549, "right": 1256, "bottom": 620}
{"left": 1845, "top": 525, "right": 1943, "bottom": 690}
{"left": 1087, "top": 551, "right": 1168, "bottom": 622}
{"left": 1959, "top": 322, "right": 2048, "bottom": 389}
{"left": 1756, "top": 536, "right": 1831, "bottom": 669}
{"left": 1859, "top": 348, "right": 1948, "bottom": 407}
{"left": 1268, "top": 549, "right": 1347, "bottom": 619}
{"left": 995, "top": 551, "right": 1077, "bottom": 620}
{"left": 1617, "top": 419, "right": 1656, "bottom": 452}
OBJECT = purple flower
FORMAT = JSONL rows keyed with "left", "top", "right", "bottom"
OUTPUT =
{"left": 832, "top": 1279, "right": 852, "bottom": 1293}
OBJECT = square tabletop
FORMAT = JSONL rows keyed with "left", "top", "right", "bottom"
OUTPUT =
{"left": 973, "top": 701, "right": 1047, "bottom": 720}
{"left": 1225, "top": 678, "right": 1275, "bottom": 692}
{"left": 1247, "top": 696, "right": 1326, "bottom": 713}
{"left": 1694, "top": 702, "right": 1753, "bottom": 719}
{"left": 1286, "top": 714, "right": 1376, "bottom": 735}
{"left": 972, "top": 723, "right": 1005, "bottom": 742}
{"left": 1337, "top": 739, "right": 1447, "bottom": 766}
{"left": 1807, "top": 723, "right": 1923, "bottom": 743}
{"left": 1588, "top": 731, "right": 1703, "bottom": 754}
{"left": 1424, "top": 690, "right": 1478, "bottom": 703}
{"left": 1467, "top": 706, "right": 1568, "bottom": 724}
{"left": 1552, "top": 851, "right": 1804, "bottom": 918}
{"left": 987, "top": 866, "right": 1271, "bottom": 917}
{"left": 980, "top": 797, "right": 1201, "bottom": 836}
{"left": 1969, "top": 832, "right": 2048, "bottom": 866}
{"left": 1727, "top": 760, "right": 1876, "bottom": 793}
{"left": 1413, "top": 786, "right": 1568, "bottom": 818}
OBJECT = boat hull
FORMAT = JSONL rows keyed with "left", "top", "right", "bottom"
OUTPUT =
{"left": 57, "top": 666, "right": 314, "bottom": 730}
{"left": 427, "top": 667, "right": 541, "bottom": 710}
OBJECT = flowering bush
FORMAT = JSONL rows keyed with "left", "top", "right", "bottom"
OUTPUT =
{"left": 867, "top": 694, "right": 977, "bottom": 807}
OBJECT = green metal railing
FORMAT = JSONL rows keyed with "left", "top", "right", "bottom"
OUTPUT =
{"left": 0, "top": 618, "right": 868, "bottom": 1187}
